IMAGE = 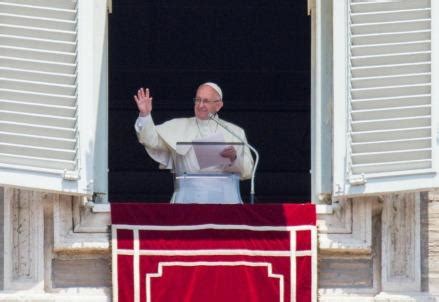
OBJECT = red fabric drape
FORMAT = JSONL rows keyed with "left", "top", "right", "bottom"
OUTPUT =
{"left": 112, "top": 203, "right": 316, "bottom": 302}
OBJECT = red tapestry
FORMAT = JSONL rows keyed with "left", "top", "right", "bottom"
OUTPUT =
{"left": 111, "top": 203, "right": 317, "bottom": 302}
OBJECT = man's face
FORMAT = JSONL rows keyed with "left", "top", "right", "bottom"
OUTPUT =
{"left": 194, "top": 85, "right": 223, "bottom": 120}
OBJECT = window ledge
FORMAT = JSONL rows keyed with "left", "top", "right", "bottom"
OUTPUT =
{"left": 316, "top": 204, "right": 333, "bottom": 215}
{"left": 91, "top": 203, "right": 110, "bottom": 213}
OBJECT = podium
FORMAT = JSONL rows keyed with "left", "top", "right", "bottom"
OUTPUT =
{"left": 173, "top": 142, "right": 244, "bottom": 204}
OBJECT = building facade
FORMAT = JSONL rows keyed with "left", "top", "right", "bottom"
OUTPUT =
{"left": 0, "top": 0, "right": 437, "bottom": 301}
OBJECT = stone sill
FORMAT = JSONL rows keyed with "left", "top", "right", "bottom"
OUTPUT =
{"left": 91, "top": 203, "right": 333, "bottom": 214}
{"left": 316, "top": 204, "right": 333, "bottom": 214}
{"left": 90, "top": 203, "right": 110, "bottom": 213}
{"left": 0, "top": 288, "right": 110, "bottom": 302}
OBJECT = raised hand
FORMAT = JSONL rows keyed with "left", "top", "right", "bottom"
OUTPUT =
{"left": 133, "top": 87, "right": 153, "bottom": 117}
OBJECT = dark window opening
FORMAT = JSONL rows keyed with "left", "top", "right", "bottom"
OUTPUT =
{"left": 109, "top": 1, "right": 311, "bottom": 203}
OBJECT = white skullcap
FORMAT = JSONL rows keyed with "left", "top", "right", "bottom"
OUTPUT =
{"left": 201, "top": 82, "right": 223, "bottom": 100}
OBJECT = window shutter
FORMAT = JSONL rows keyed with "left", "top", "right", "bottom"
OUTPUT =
{"left": 333, "top": 0, "right": 439, "bottom": 196}
{"left": 0, "top": 0, "right": 107, "bottom": 195}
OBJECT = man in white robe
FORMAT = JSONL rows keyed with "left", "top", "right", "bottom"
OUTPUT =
{"left": 133, "top": 82, "right": 254, "bottom": 180}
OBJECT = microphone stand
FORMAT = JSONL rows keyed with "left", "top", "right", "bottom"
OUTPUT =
{"left": 208, "top": 113, "right": 260, "bottom": 204}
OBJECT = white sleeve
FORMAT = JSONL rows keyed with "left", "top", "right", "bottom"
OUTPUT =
{"left": 134, "top": 115, "right": 150, "bottom": 132}
{"left": 229, "top": 145, "right": 254, "bottom": 180}
{"left": 135, "top": 114, "right": 167, "bottom": 150}
{"left": 134, "top": 114, "right": 172, "bottom": 168}
{"left": 223, "top": 130, "right": 254, "bottom": 180}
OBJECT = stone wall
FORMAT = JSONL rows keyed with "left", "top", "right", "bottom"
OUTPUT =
{"left": 0, "top": 188, "right": 111, "bottom": 301}
{"left": 318, "top": 192, "right": 438, "bottom": 301}
{"left": 1, "top": 187, "right": 439, "bottom": 301}
{"left": 422, "top": 191, "right": 439, "bottom": 295}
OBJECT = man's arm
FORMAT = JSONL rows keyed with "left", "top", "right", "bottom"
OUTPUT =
{"left": 235, "top": 137, "right": 254, "bottom": 180}
{"left": 133, "top": 87, "right": 166, "bottom": 149}
{"left": 222, "top": 128, "right": 254, "bottom": 180}
{"left": 134, "top": 114, "right": 168, "bottom": 151}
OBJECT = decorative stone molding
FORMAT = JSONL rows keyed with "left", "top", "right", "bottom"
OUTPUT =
{"left": 318, "top": 197, "right": 375, "bottom": 253}
{"left": 73, "top": 200, "right": 110, "bottom": 233}
{"left": 53, "top": 195, "right": 110, "bottom": 252}
{"left": 2, "top": 187, "right": 111, "bottom": 300}
{"left": 0, "top": 288, "right": 111, "bottom": 302}
{"left": 319, "top": 293, "right": 436, "bottom": 302}
{"left": 381, "top": 193, "right": 421, "bottom": 292}
{"left": 374, "top": 292, "right": 436, "bottom": 302}
{"left": 3, "top": 188, "right": 44, "bottom": 291}
{"left": 423, "top": 192, "right": 439, "bottom": 295}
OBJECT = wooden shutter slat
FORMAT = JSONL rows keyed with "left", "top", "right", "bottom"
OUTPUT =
{"left": 351, "top": 19, "right": 430, "bottom": 35}
{"left": 352, "top": 30, "right": 430, "bottom": 45}
{"left": 352, "top": 41, "right": 430, "bottom": 56}
{"left": 0, "top": 13, "right": 76, "bottom": 31}
{"left": 0, "top": 67, "right": 76, "bottom": 85}
{"left": 351, "top": 8, "right": 430, "bottom": 24}
{"left": 352, "top": 62, "right": 430, "bottom": 77}
{"left": 0, "top": 89, "right": 75, "bottom": 106}
{"left": 0, "top": 99, "right": 75, "bottom": 117}
{"left": 351, "top": 95, "right": 430, "bottom": 110}
{"left": 351, "top": 0, "right": 430, "bottom": 13}
{"left": 351, "top": 160, "right": 431, "bottom": 175}
{"left": 0, "top": 142, "right": 76, "bottom": 160}
{"left": 0, "top": 153, "right": 75, "bottom": 170}
{"left": 352, "top": 73, "right": 430, "bottom": 89}
{"left": 0, "top": 2, "right": 76, "bottom": 20}
{"left": 0, "top": 56, "right": 76, "bottom": 73}
{"left": 0, "top": 0, "right": 76, "bottom": 10}
{"left": 0, "top": 35, "right": 76, "bottom": 52}
{"left": 352, "top": 137, "right": 431, "bottom": 153}
{"left": 351, "top": 127, "right": 430, "bottom": 143}
{"left": 352, "top": 148, "right": 431, "bottom": 164}
{"left": 351, "top": 84, "right": 430, "bottom": 99}
{"left": 0, "top": 77, "right": 75, "bottom": 95}
{"left": 0, "top": 110, "right": 76, "bottom": 128}
{"left": 0, "top": 24, "right": 76, "bottom": 42}
{"left": 351, "top": 105, "right": 430, "bottom": 120}
{"left": 0, "top": 78, "right": 76, "bottom": 95}
{"left": 0, "top": 121, "right": 75, "bottom": 139}
{"left": 351, "top": 116, "right": 430, "bottom": 132}
{"left": 351, "top": 52, "right": 430, "bottom": 67}
{"left": 0, "top": 46, "right": 75, "bottom": 63}
{"left": 0, "top": 131, "right": 75, "bottom": 149}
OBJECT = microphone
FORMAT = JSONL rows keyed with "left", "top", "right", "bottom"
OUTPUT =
{"left": 208, "top": 113, "right": 260, "bottom": 204}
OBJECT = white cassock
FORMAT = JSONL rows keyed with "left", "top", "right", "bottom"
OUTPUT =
{"left": 134, "top": 115, "right": 254, "bottom": 179}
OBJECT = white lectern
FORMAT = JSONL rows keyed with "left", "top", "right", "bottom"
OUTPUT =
{"left": 172, "top": 142, "right": 244, "bottom": 204}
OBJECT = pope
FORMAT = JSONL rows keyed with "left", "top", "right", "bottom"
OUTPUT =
{"left": 133, "top": 82, "right": 254, "bottom": 179}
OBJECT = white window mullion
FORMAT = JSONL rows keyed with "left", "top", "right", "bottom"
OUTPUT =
{"left": 431, "top": 0, "right": 439, "bottom": 175}
{"left": 333, "top": 0, "right": 350, "bottom": 195}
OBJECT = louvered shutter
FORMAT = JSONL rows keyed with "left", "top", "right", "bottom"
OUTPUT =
{"left": 0, "top": 0, "right": 107, "bottom": 195}
{"left": 333, "top": 0, "right": 439, "bottom": 196}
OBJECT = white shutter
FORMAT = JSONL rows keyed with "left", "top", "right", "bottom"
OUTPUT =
{"left": 0, "top": 0, "right": 78, "bottom": 171}
{"left": 333, "top": 0, "right": 439, "bottom": 196}
{"left": 0, "top": 0, "right": 108, "bottom": 195}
